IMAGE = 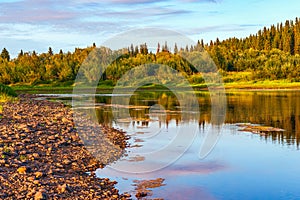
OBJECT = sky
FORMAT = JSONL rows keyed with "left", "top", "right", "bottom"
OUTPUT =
{"left": 0, "top": 0, "right": 300, "bottom": 57}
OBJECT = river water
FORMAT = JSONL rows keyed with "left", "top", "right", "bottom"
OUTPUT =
{"left": 42, "top": 90, "right": 300, "bottom": 200}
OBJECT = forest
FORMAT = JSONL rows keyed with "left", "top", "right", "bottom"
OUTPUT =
{"left": 1, "top": 17, "right": 300, "bottom": 87}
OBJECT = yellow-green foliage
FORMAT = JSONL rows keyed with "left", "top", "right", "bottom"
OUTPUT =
{"left": 222, "top": 72, "right": 252, "bottom": 83}
{"left": 0, "top": 84, "right": 17, "bottom": 102}
{"left": 1, "top": 17, "right": 300, "bottom": 87}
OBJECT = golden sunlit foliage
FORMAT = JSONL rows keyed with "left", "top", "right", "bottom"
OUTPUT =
{"left": 1, "top": 18, "right": 300, "bottom": 86}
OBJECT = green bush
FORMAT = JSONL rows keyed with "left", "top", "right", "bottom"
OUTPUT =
{"left": 98, "top": 80, "right": 115, "bottom": 86}
{"left": 0, "top": 83, "right": 17, "bottom": 97}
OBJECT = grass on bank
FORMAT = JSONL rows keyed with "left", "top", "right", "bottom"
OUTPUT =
{"left": 224, "top": 80, "right": 300, "bottom": 90}
{"left": 11, "top": 81, "right": 300, "bottom": 94}
{"left": 0, "top": 83, "right": 17, "bottom": 102}
{"left": 0, "top": 84, "right": 18, "bottom": 116}
{"left": 9, "top": 71, "right": 300, "bottom": 93}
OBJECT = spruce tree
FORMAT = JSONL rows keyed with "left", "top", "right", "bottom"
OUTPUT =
{"left": 1, "top": 48, "right": 10, "bottom": 61}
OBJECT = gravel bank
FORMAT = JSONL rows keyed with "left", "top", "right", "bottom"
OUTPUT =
{"left": 0, "top": 95, "right": 130, "bottom": 199}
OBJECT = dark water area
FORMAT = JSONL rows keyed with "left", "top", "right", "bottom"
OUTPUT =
{"left": 42, "top": 90, "right": 300, "bottom": 199}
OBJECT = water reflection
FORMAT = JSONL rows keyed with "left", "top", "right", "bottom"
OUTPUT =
{"left": 225, "top": 91, "right": 300, "bottom": 148}
{"left": 94, "top": 90, "right": 300, "bottom": 149}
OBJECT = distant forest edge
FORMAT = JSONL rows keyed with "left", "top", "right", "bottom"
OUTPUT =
{"left": 1, "top": 17, "right": 300, "bottom": 88}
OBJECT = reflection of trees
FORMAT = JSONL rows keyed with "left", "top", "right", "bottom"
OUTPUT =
{"left": 95, "top": 91, "right": 300, "bottom": 148}
{"left": 225, "top": 91, "right": 300, "bottom": 147}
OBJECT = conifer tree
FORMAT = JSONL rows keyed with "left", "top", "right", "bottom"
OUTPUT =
{"left": 48, "top": 47, "right": 53, "bottom": 56}
{"left": 157, "top": 42, "right": 160, "bottom": 54}
{"left": 18, "top": 49, "right": 24, "bottom": 58}
{"left": 174, "top": 43, "right": 178, "bottom": 54}
{"left": 1, "top": 48, "right": 10, "bottom": 61}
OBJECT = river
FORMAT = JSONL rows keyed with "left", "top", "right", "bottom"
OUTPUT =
{"left": 41, "top": 90, "right": 300, "bottom": 200}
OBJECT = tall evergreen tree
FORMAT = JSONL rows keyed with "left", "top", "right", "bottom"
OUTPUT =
{"left": 174, "top": 43, "right": 178, "bottom": 54}
{"left": 130, "top": 44, "right": 134, "bottom": 56}
{"left": 294, "top": 18, "right": 300, "bottom": 54}
{"left": 18, "top": 49, "right": 24, "bottom": 58}
{"left": 157, "top": 42, "right": 160, "bottom": 54}
{"left": 48, "top": 47, "right": 53, "bottom": 56}
{"left": 1, "top": 48, "right": 10, "bottom": 61}
{"left": 134, "top": 46, "right": 139, "bottom": 56}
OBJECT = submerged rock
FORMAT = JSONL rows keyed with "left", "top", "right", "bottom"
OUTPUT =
{"left": 237, "top": 123, "right": 285, "bottom": 136}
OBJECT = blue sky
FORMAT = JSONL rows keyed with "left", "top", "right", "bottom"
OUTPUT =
{"left": 0, "top": 0, "right": 300, "bottom": 57}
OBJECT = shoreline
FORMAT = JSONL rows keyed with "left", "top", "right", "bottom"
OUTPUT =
{"left": 0, "top": 94, "right": 131, "bottom": 199}
{"left": 10, "top": 81, "right": 300, "bottom": 94}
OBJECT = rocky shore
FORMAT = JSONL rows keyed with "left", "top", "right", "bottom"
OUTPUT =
{"left": 0, "top": 94, "right": 131, "bottom": 199}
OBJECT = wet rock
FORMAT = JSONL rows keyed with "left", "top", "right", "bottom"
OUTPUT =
{"left": 135, "top": 191, "right": 148, "bottom": 198}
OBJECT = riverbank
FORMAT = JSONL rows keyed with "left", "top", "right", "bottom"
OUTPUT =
{"left": 0, "top": 94, "right": 130, "bottom": 199}
{"left": 11, "top": 80, "right": 300, "bottom": 94}
{"left": 223, "top": 80, "right": 300, "bottom": 90}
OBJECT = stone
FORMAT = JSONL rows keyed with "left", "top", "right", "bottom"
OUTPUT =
{"left": 35, "top": 172, "right": 43, "bottom": 178}
{"left": 48, "top": 135, "right": 55, "bottom": 140}
{"left": 32, "top": 153, "right": 39, "bottom": 158}
{"left": 34, "top": 191, "right": 47, "bottom": 200}
{"left": 62, "top": 159, "right": 71, "bottom": 165}
{"left": 57, "top": 184, "right": 70, "bottom": 193}
{"left": 17, "top": 166, "right": 27, "bottom": 174}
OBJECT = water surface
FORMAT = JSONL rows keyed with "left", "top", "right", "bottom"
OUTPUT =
{"left": 42, "top": 90, "right": 300, "bottom": 199}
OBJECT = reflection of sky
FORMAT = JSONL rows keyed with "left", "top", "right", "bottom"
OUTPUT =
{"left": 203, "top": 127, "right": 300, "bottom": 200}
{"left": 1, "top": 0, "right": 300, "bottom": 57}
{"left": 97, "top": 123, "right": 300, "bottom": 199}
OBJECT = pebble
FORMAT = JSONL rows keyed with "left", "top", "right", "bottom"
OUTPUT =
{"left": 34, "top": 191, "right": 47, "bottom": 200}
{"left": 17, "top": 166, "right": 27, "bottom": 174}
{"left": 35, "top": 171, "right": 43, "bottom": 178}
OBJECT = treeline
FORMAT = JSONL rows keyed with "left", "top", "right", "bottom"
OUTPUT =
{"left": 0, "top": 45, "right": 96, "bottom": 85}
{"left": 215, "top": 18, "right": 300, "bottom": 54}
{"left": 0, "top": 42, "right": 213, "bottom": 86}
{"left": 206, "top": 17, "right": 300, "bottom": 81}
{"left": 1, "top": 17, "right": 300, "bottom": 85}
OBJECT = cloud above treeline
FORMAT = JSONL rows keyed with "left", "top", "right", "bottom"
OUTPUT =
{"left": 0, "top": 0, "right": 210, "bottom": 34}
{"left": 0, "top": 0, "right": 255, "bottom": 57}
{"left": 0, "top": 0, "right": 217, "bottom": 22}
{"left": 79, "top": 0, "right": 219, "bottom": 4}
